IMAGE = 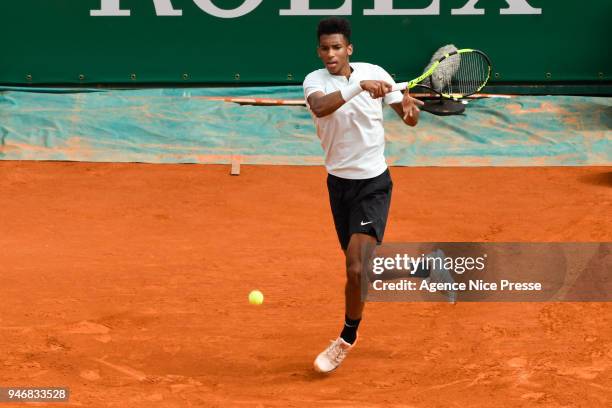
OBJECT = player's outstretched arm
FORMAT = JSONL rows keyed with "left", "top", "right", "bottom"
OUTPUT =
{"left": 307, "top": 80, "right": 392, "bottom": 118}
{"left": 391, "top": 91, "right": 424, "bottom": 127}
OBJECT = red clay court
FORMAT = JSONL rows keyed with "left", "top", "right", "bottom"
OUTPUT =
{"left": 1, "top": 162, "right": 610, "bottom": 407}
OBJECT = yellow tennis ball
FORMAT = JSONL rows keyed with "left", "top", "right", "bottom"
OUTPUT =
{"left": 248, "top": 290, "right": 264, "bottom": 305}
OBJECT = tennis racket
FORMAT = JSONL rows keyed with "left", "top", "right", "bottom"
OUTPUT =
{"left": 392, "top": 49, "right": 492, "bottom": 100}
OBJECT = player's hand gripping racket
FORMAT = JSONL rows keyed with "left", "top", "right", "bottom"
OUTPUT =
{"left": 392, "top": 49, "right": 492, "bottom": 100}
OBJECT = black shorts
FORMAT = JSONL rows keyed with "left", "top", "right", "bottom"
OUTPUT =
{"left": 327, "top": 168, "right": 393, "bottom": 250}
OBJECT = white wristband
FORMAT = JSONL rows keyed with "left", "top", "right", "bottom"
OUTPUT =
{"left": 340, "top": 82, "right": 363, "bottom": 102}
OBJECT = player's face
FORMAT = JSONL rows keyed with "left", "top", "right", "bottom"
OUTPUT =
{"left": 317, "top": 34, "right": 353, "bottom": 76}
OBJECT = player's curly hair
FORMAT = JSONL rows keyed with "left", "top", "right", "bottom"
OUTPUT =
{"left": 317, "top": 17, "right": 352, "bottom": 44}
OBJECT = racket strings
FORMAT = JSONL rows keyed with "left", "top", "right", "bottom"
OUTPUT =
{"left": 445, "top": 52, "right": 490, "bottom": 97}
{"left": 430, "top": 53, "right": 460, "bottom": 95}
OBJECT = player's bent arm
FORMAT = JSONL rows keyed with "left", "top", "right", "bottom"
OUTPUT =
{"left": 390, "top": 102, "right": 419, "bottom": 127}
{"left": 307, "top": 80, "right": 392, "bottom": 118}
{"left": 307, "top": 91, "right": 347, "bottom": 118}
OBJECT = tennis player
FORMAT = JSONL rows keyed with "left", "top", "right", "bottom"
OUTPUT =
{"left": 303, "top": 17, "right": 425, "bottom": 373}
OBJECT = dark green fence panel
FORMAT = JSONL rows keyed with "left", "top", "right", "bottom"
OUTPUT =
{"left": 1, "top": 1, "right": 609, "bottom": 85}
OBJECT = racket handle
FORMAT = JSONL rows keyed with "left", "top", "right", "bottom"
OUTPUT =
{"left": 392, "top": 82, "right": 408, "bottom": 92}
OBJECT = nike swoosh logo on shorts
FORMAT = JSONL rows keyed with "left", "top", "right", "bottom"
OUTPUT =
{"left": 361, "top": 221, "right": 373, "bottom": 226}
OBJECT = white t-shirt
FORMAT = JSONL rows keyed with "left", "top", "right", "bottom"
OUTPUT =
{"left": 303, "top": 62, "right": 403, "bottom": 179}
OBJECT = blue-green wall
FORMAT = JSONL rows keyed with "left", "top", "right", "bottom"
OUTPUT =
{"left": 0, "top": 1, "right": 609, "bottom": 84}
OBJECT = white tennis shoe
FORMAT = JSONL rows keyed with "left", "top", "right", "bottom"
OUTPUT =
{"left": 314, "top": 336, "right": 356, "bottom": 373}
{"left": 426, "top": 249, "right": 457, "bottom": 304}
